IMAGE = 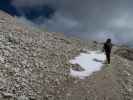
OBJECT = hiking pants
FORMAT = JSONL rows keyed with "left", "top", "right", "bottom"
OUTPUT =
{"left": 106, "top": 52, "right": 110, "bottom": 64}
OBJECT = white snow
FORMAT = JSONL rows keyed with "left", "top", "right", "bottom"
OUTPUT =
{"left": 70, "top": 51, "right": 106, "bottom": 79}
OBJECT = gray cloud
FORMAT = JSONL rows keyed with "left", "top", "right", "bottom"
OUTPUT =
{"left": 12, "top": 0, "right": 133, "bottom": 46}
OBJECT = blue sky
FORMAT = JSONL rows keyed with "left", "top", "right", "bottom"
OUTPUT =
{"left": 0, "top": 0, "right": 19, "bottom": 16}
{"left": 0, "top": 0, "right": 54, "bottom": 21}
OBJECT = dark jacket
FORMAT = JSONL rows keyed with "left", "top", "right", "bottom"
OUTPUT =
{"left": 103, "top": 42, "right": 112, "bottom": 54}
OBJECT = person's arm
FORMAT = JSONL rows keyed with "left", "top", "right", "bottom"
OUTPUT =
{"left": 110, "top": 43, "right": 113, "bottom": 53}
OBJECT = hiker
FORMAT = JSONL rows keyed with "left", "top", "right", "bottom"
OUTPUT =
{"left": 103, "top": 38, "right": 113, "bottom": 64}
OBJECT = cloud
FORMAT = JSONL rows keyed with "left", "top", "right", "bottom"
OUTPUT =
{"left": 11, "top": 0, "right": 133, "bottom": 46}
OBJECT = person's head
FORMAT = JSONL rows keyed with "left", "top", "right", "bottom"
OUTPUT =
{"left": 106, "top": 38, "right": 111, "bottom": 43}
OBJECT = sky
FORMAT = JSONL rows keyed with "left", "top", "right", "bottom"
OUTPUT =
{"left": 1, "top": 0, "right": 133, "bottom": 46}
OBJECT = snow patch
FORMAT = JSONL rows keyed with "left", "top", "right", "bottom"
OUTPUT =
{"left": 70, "top": 51, "right": 106, "bottom": 79}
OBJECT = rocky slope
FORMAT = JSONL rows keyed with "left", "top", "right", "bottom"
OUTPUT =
{"left": 0, "top": 10, "right": 133, "bottom": 100}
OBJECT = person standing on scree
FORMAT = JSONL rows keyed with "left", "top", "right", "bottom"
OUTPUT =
{"left": 103, "top": 38, "right": 113, "bottom": 64}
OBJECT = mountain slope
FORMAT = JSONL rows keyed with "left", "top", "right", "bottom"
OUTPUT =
{"left": 0, "top": 10, "right": 88, "bottom": 100}
{"left": 0, "top": 10, "right": 133, "bottom": 100}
